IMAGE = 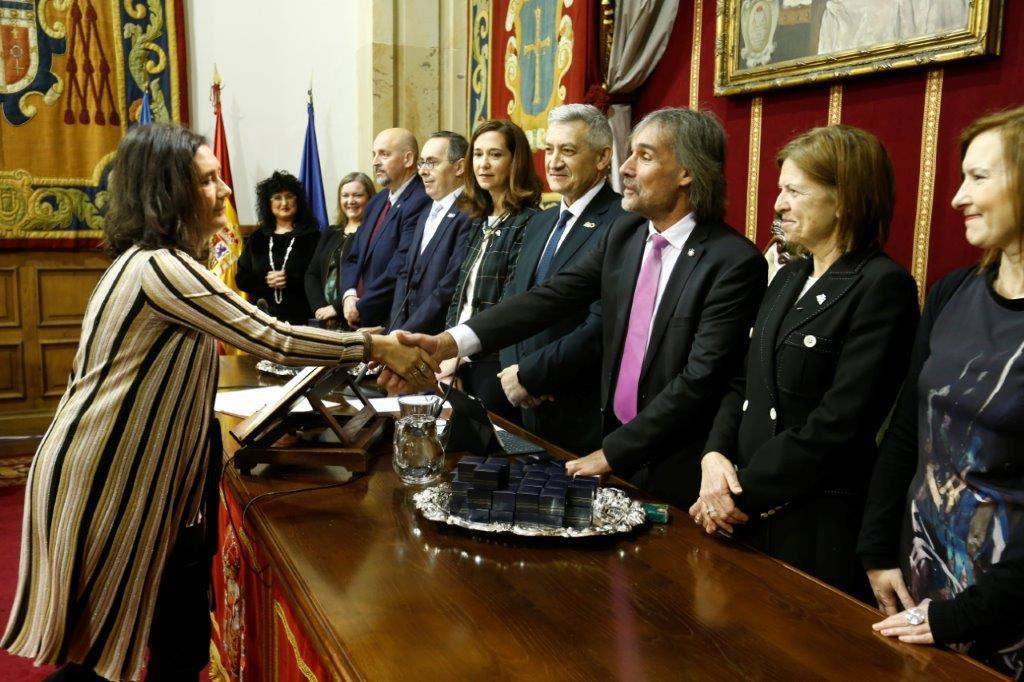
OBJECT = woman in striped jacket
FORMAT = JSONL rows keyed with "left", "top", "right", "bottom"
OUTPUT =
{"left": 1, "top": 123, "right": 436, "bottom": 681}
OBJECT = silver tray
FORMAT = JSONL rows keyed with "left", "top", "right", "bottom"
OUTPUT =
{"left": 412, "top": 484, "right": 647, "bottom": 538}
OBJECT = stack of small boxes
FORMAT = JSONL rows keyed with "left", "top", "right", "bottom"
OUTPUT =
{"left": 447, "top": 454, "right": 599, "bottom": 529}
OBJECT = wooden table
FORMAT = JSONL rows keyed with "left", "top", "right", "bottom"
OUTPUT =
{"left": 212, "top": 356, "right": 1000, "bottom": 681}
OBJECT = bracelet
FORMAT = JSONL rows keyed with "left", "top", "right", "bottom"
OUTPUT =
{"left": 361, "top": 331, "right": 372, "bottom": 363}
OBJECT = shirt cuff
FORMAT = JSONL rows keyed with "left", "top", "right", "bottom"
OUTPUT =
{"left": 448, "top": 324, "right": 482, "bottom": 357}
{"left": 343, "top": 289, "right": 357, "bottom": 300}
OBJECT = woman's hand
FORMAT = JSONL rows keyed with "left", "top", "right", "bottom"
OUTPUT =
{"left": 867, "top": 568, "right": 915, "bottom": 616}
{"left": 369, "top": 333, "right": 440, "bottom": 391}
{"left": 266, "top": 270, "right": 287, "bottom": 289}
{"left": 315, "top": 305, "right": 339, "bottom": 321}
{"left": 688, "top": 452, "right": 748, "bottom": 535}
{"left": 872, "top": 599, "right": 933, "bottom": 644}
{"left": 565, "top": 450, "right": 611, "bottom": 478}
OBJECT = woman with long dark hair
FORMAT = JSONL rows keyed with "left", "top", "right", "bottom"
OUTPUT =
{"left": 443, "top": 119, "right": 542, "bottom": 419}
{"left": 0, "top": 123, "right": 435, "bottom": 681}
{"left": 236, "top": 171, "right": 321, "bottom": 323}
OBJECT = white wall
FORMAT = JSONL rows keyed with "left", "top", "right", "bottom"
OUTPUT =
{"left": 186, "top": 0, "right": 371, "bottom": 224}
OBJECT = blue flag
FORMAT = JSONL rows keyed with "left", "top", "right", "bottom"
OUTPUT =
{"left": 139, "top": 90, "right": 153, "bottom": 124}
{"left": 299, "top": 94, "right": 329, "bottom": 230}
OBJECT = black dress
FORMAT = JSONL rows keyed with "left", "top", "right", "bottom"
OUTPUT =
{"left": 859, "top": 267, "right": 1024, "bottom": 678}
{"left": 236, "top": 224, "right": 320, "bottom": 324}
{"left": 703, "top": 248, "right": 919, "bottom": 598}
{"left": 305, "top": 225, "right": 359, "bottom": 318}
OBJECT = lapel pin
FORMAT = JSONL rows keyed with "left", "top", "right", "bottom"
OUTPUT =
{"left": 816, "top": 293, "right": 826, "bottom": 305}
{"left": 687, "top": 248, "right": 695, "bottom": 257}
{"left": 583, "top": 221, "right": 596, "bottom": 229}
{"left": 447, "top": 212, "right": 456, "bottom": 218}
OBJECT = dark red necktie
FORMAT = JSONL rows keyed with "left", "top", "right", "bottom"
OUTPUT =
{"left": 357, "top": 199, "right": 392, "bottom": 296}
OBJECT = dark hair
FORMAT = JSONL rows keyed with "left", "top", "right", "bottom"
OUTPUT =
{"left": 256, "top": 171, "right": 318, "bottom": 231}
{"left": 334, "top": 171, "right": 376, "bottom": 227}
{"left": 632, "top": 108, "right": 727, "bottom": 222}
{"left": 458, "top": 119, "right": 542, "bottom": 219}
{"left": 104, "top": 123, "right": 209, "bottom": 258}
{"left": 777, "top": 125, "right": 894, "bottom": 254}
{"left": 959, "top": 106, "right": 1024, "bottom": 268}
{"left": 428, "top": 130, "right": 470, "bottom": 164}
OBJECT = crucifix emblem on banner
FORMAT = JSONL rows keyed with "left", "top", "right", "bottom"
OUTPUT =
{"left": 504, "top": 0, "right": 573, "bottom": 149}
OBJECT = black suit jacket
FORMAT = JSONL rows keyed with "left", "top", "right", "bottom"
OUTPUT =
{"left": 498, "top": 182, "right": 626, "bottom": 453}
{"left": 389, "top": 203, "right": 473, "bottom": 333}
{"left": 466, "top": 213, "right": 766, "bottom": 505}
{"left": 703, "top": 248, "right": 919, "bottom": 594}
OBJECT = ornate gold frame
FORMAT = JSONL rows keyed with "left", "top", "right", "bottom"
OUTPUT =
{"left": 715, "top": 0, "right": 1004, "bottom": 96}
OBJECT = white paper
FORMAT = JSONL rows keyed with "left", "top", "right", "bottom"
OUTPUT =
{"left": 214, "top": 386, "right": 339, "bottom": 419}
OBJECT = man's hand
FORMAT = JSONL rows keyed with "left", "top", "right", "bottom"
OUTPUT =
{"left": 565, "top": 449, "right": 611, "bottom": 478}
{"left": 688, "top": 452, "right": 748, "bottom": 535}
{"left": 394, "top": 330, "right": 459, "bottom": 364}
{"left": 343, "top": 295, "right": 360, "bottom": 328}
{"left": 497, "top": 364, "right": 547, "bottom": 408}
{"left": 867, "top": 568, "right": 915, "bottom": 616}
{"left": 314, "top": 305, "right": 339, "bottom": 321}
{"left": 266, "top": 270, "right": 287, "bottom": 289}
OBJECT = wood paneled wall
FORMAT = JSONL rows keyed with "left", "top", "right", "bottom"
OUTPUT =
{"left": 0, "top": 250, "right": 111, "bottom": 436}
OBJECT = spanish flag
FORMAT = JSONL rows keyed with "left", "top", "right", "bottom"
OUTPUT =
{"left": 210, "top": 66, "right": 245, "bottom": 354}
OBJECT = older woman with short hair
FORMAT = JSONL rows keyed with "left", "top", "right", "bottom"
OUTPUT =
{"left": 859, "top": 107, "right": 1024, "bottom": 678}
{"left": 692, "top": 125, "right": 919, "bottom": 599}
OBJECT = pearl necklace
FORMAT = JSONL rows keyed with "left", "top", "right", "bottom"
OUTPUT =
{"left": 268, "top": 234, "right": 295, "bottom": 305}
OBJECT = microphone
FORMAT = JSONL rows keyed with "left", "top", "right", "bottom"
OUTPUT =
{"left": 255, "top": 298, "right": 271, "bottom": 315}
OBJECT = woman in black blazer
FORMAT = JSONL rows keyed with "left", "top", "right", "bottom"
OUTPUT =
{"left": 691, "top": 125, "right": 919, "bottom": 599}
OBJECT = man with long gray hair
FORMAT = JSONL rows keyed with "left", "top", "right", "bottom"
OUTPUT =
{"left": 496, "top": 104, "right": 627, "bottom": 453}
{"left": 387, "top": 108, "right": 766, "bottom": 506}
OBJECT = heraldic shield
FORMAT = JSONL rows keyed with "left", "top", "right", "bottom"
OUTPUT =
{"left": 504, "top": 0, "right": 573, "bottom": 148}
{"left": 0, "top": 1, "right": 64, "bottom": 126}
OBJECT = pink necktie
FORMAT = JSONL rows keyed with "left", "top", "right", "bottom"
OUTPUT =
{"left": 613, "top": 234, "right": 670, "bottom": 424}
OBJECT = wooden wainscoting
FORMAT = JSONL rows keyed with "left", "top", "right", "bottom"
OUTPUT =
{"left": 0, "top": 250, "right": 111, "bottom": 436}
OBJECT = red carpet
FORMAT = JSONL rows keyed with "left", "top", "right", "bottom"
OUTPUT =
{"left": 0, "top": 486, "right": 54, "bottom": 680}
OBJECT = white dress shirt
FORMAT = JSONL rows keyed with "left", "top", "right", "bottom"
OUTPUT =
{"left": 540, "top": 179, "right": 606, "bottom": 256}
{"left": 420, "top": 187, "right": 462, "bottom": 254}
{"left": 449, "top": 212, "right": 697, "bottom": 357}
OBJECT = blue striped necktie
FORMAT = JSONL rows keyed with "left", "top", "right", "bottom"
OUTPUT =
{"left": 533, "top": 209, "right": 572, "bottom": 284}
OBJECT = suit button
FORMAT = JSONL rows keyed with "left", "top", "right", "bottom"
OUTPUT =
{"left": 742, "top": 399, "right": 749, "bottom": 412}
{"left": 769, "top": 407, "right": 777, "bottom": 421}
{"left": 803, "top": 334, "right": 817, "bottom": 348}
{"left": 749, "top": 326, "right": 754, "bottom": 339}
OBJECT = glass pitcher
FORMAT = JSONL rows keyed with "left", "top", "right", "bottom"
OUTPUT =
{"left": 392, "top": 414, "right": 445, "bottom": 485}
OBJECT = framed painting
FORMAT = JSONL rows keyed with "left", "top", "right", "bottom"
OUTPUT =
{"left": 715, "top": 0, "right": 1005, "bottom": 95}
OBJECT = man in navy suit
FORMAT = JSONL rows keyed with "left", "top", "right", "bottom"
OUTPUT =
{"left": 389, "top": 131, "right": 473, "bottom": 333}
{"left": 342, "top": 128, "right": 431, "bottom": 328}
{"left": 496, "top": 104, "right": 627, "bottom": 453}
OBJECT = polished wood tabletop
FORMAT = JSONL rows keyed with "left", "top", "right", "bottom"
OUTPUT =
{"left": 216, "top": 356, "right": 1000, "bottom": 680}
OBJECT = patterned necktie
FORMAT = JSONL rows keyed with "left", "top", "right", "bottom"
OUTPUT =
{"left": 613, "top": 233, "right": 670, "bottom": 424}
{"left": 357, "top": 199, "right": 392, "bottom": 296}
{"left": 533, "top": 209, "right": 572, "bottom": 284}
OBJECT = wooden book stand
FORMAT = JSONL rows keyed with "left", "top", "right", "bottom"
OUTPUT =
{"left": 229, "top": 365, "right": 387, "bottom": 474}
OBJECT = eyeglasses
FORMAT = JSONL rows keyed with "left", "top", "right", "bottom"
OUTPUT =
{"left": 271, "top": 193, "right": 296, "bottom": 203}
{"left": 416, "top": 159, "right": 440, "bottom": 170}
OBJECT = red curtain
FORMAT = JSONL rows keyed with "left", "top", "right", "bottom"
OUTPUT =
{"left": 631, "top": 1, "right": 1024, "bottom": 291}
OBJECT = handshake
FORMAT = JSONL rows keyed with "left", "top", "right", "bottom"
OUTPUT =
{"left": 372, "top": 330, "right": 460, "bottom": 394}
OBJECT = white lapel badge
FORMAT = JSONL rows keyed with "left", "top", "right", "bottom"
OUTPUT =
{"left": 687, "top": 248, "right": 695, "bottom": 257}
{"left": 816, "top": 293, "right": 826, "bottom": 305}
{"left": 583, "top": 221, "right": 596, "bottom": 229}
{"left": 447, "top": 212, "right": 456, "bottom": 218}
